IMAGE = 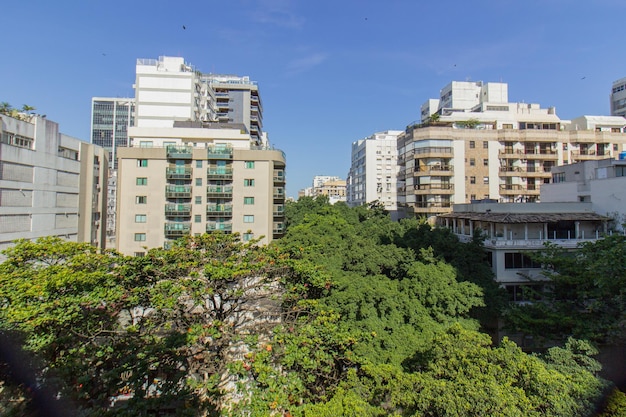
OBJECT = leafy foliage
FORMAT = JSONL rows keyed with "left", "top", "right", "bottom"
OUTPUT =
{"left": 504, "top": 235, "right": 626, "bottom": 344}
{"left": 0, "top": 200, "right": 619, "bottom": 415}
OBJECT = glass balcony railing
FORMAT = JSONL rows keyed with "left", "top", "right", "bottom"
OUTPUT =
{"left": 206, "top": 204, "right": 233, "bottom": 216}
{"left": 166, "top": 145, "right": 193, "bottom": 159}
{"left": 165, "top": 204, "right": 192, "bottom": 216}
{"left": 206, "top": 185, "right": 233, "bottom": 197}
{"left": 166, "top": 167, "right": 193, "bottom": 179}
{"left": 165, "top": 185, "right": 192, "bottom": 198}
{"left": 207, "top": 145, "right": 233, "bottom": 159}
{"left": 207, "top": 167, "right": 233, "bottom": 178}
{"left": 206, "top": 221, "right": 233, "bottom": 232}
{"left": 164, "top": 222, "right": 191, "bottom": 237}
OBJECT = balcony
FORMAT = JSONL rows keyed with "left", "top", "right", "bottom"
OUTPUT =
{"left": 273, "top": 204, "right": 285, "bottom": 217}
{"left": 414, "top": 165, "right": 454, "bottom": 176}
{"left": 273, "top": 170, "right": 285, "bottom": 183}
{"left": 206, "top": 203, "right": 233, "bottom": 216}
{"left": 521, "top": 150, "right": 558, "bottom": 160}
{"left": 165, "top": 185, "right": 192, "bottom": 199}
{"left": 164, "top": 222, "right": 191, "bottom": 238}
{"left": 273, "top": 187, "right": 285, "bottom": 199}
{"left": 166, "top": 145, "right": 193, "bottom": 159}
{"left": 499, "top": 184, "right": 541, "bottom": 195}
{"left": 206, "top": 185, "right": 233, "bottom": 197}
{"left": 412, "top": 147, "right": 453, "bottom": 158}
{"left": 207, "top": 167, "right": 233, "bottom": 179}
{"left": 571, "top": 149, "right": 608, "bottom": 161}
{"left": 413, "top": 184, "right": 454, "bottom": 195}
{"left": 206, "top": 221, "right": 233, "bottom": 232}
{"left": 498, "top": 149, "right": 524, "bottom": 158}
{"left": 166, "top": 167, "right": 193, "bottom": 180}
{"left": 207, "top": 145, "right": 233, "bottom": 159}
{"left": 273, "top": 223, "right": 285, "bottom": 234}
{"left": 413, "top": 201, "right": 453, "bottom": 214}
{"left": 165, "top": 204, "right": 192, "bottom": 216}
{"left": 499, "top": 167, "right": 552, "bottom": 178}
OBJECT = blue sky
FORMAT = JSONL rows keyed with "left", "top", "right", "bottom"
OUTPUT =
{"left": 2, "top": 0, "right": 625, "bottom": 197}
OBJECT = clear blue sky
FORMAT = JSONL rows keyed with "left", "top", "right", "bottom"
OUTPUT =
{"left": 2, "top": 0, "right": 625, "bottom": 197}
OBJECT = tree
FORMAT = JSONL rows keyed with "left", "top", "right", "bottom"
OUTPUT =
{"left": 504, "top": 235, "right": 626, "bottom": 344}
{"left": 0, "top": 234, "right": 327, "bottom": 415}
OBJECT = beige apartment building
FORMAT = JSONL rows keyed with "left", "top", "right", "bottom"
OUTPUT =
{"left": 116, "top": 134, "right": 285, "bottom": 256}
{"left": 398, "top": 81, "right": 626, "bottom": 219}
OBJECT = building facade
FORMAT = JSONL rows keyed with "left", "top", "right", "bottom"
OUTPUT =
{"left": 398, "top": 81, "right": 626, "bottom": 219}
{"left": 91, "top": 97, "right": 135, "bottom": 168}
{"left": 116, "top": 138, "right": 285, "bottom": 256}
{"left": 0, "top": 114, "right": 107, "bottom": 253}
{"left": 541, "top": 157, "right": 626, "bottom": 231}
{"left": 438, "top": 202, "right": 608, "bottom": 293}
{"left": 347, "top": 130, "right": 402, "bottom": 216}
{"left": 610, "top": 77, "right": 626, "bottom": 118}
{"left": 90, "top": 97, "right": 134, "bottom": 246}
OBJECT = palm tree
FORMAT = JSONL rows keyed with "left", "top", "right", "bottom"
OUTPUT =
{"left": 0, "top": 102, "right": 12, "bottom": 115}
{"left": 21, "top": 104, "right": 36, "bottom": 114}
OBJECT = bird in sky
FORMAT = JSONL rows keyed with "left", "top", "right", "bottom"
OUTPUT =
{"left": 182, "top": 25, "right": 186, "bottom": 30}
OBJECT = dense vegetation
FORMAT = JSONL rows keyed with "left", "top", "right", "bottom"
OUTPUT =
{"left": 0, "top": 198, "right": 621, "bottom": 416}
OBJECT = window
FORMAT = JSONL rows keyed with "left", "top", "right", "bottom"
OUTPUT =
{"left": 505, "top": 252, "right": 541, "bottom": 269}
{"left": 195, "top": 196, "right": 202, "bottom": 204}
{"left": 139, "top": 141, "right": 153, "bottom": 148}
{"left": 469, "top": 141, "right": 475, "bottom": 149}
{"left": 136, "top": 177, "right": 148, "bottom": 185}
{"left": 243, "top": 215, "right": 254, "bottom": 223}
{"left": 470, "top": 176, "right": 476, "bottom": 184}
{"left": 483, "top": 176, "right": 489, "bottom": 184}
{"left": 194, "top": 214, "right": 202, "bottom": 223}
{"left": 245, "top": 161, "right": 255, "bottom": 169}
{"left": 244, "top": 197, "right": 255, "bottom": 205}
{"left": 137, "top": 159, "right": 148, "bottom": 167}
{"left": 134, "top": 233, "right": 146, "bottom": 242}
{"left": 483, "top": 141, "right": 489, "bottom": 149}
{"left": 136, "top": 196, "right": 147, "bottom": 204}
{"left": 196, "top": 160, "right": 203, "bottom": 168}
{"left": 483, "top": 159, "right": 489, "bottom": 166}
{"left": 135, "top": 214, "right": 147, "bottom": 223}
{"left": 134, "top": 252, "right": 145, "bottom": 257}
{"left": 243, "top": 232, "right": 254, "bottom": 241}
{"left": 244, "top": 179, "right": 255, "bottom": 187}
{"left": 470, "top": 158, "right": 475, "bottom": 166}
{"left": 195, "top": 178, "right": 202, "bottom": 186}
{"left": 470, "top": 194, "right": 476, "bottom": 201}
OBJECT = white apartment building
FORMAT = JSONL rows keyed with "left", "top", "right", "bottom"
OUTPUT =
{"left": 116, "top": 57, "right": 284, "bottom": 255}
{"left": 398, "top": 81, "right": 626, "bottom": 219}
{"left": 0, "top": 113, "right": 107, "bottom": 253}
{"left": 541, "top": 157, "right": 626, "bottom": 231}
{"left": 312, "top": 175, "right": 341, "bottom": 189}
{"left": 133, "top": 56, "right": 263, "bottom": 144}
{"left": 611, "top": 77, "right": 626, "bottom": 118}
{"left": 347, "top": 130, "right": 402, "bottom": 217}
